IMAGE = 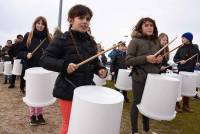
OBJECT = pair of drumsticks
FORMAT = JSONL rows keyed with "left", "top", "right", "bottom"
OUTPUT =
{"left": 78, "top": 36, "right": 198, "bottom": 67}
{"left": 154, "top": 37, "right": 198, "bottom": 69}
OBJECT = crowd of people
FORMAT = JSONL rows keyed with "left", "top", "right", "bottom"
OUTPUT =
{"left": 0, "top": 4, "right": 200, "bottom": 134}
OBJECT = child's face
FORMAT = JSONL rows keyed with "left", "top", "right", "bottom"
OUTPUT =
{"left": 118, "top": 45, "right": 123, "bottom": 51}
{"left": 160, "top": 36, "right": 168, "bottom": 46}
{"left": 182, "top": 37, "right": 190, "bottom": 44}
{"left": 6, "top": 41, "right": 12, "bottom": 46}
{"left": 141, "top": 21, "right": 154, "bottom": 36}
{"left": 70, "top": 15, "right": 91, "bottom": 33}
{"left": 36, "top": 20, "right": 45, "bottom": 32}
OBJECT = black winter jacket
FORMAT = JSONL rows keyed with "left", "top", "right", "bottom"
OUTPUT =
{"left": 40, "top": 30, "right": 105, "bottom": 100}
{"left": 18, "top": 31, "right": 49, "bottom": 68}
{"left": 8, "top": 43, "right": 22, "bottom": 59}
{"left": 173, "top": 44, "right": 200, "bottom": 72}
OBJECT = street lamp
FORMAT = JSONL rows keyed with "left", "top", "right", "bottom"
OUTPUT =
{"left": 124, "top": 35, "right": 128, "bottom": 43}
{"left": 58, "top": 0, "right": 63, "bottom": 28}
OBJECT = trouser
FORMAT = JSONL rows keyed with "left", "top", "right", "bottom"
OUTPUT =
{"left": 182, "top": 96, "right": 190, "bottom": 108}
{"left": 29, "top": 107, "right": 43, "bottom": 116}
{"left": 20, "top": 66, "right": 26, "bottom": 91}
{"left": 10, "top": 75, "right": 16, "bottom": 85}
{"left": 131, "top": 80, "right": 149, "bottom": 133}
{"left": 59, "top": 99, "right": 72, "bottom": 134}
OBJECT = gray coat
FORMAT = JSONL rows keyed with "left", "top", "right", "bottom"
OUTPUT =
{"left": 126, "top": 34, "right": 161, "bottom": 82}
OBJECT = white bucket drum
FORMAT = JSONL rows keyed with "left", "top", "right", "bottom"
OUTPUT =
{"left": 161, "top": 73, "right": 182, "bottom": 102}
{"left": 0, "top": 62, "right": 4, "bottom": 73}
{"left": 93, "top": 74, "right": 106, "bottom": 86}
{"left": 23, "top": 67, "right": 57, "bottom": 107}
{"left": 3, "top": 61, "right": 12, "bottom": 75}
{"left": 68, "top": 86, "right": 124, "bottom": 134}
{"left": 179, "top": 71, "right": 198, "bottom": 97}
{"left": 115, "top": 69, "right": 132, "bottom": 91}
{"left": 194, "top": 70, "right": 200, "bottom": 88}
{"left": 12, "top": 59, "right": 22, "bottom": 75}
{"left": 137, "top": 74, "right": 180, "bottom": 121}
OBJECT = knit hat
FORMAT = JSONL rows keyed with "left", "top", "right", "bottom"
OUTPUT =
{"left": 182, "top": 32, "right": 193, "bottom": 42}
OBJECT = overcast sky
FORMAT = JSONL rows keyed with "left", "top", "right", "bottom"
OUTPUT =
{"left": 0, "top": 0, "right": 200, "bottom": 52}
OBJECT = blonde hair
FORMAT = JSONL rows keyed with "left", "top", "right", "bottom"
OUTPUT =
{"left": 26, "top": 16, "right": 52, "bottom": 47}
{"left": 159, "top": 33, "right": 169, "bottom": 59}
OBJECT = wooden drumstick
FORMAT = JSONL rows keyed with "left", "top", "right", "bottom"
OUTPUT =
{"left": 184, "top": 53, "right": 198, "bottom": 63}
{"left": 176, "top": 53, "right": 198, "bottom": 64}
{"left": 154, "top": 37, "right": 177, "bottom": 57}
{"left": 163, "top": 44, "right": 183, "bottom": 57}
{"left": 31, "top": 38, "right": 47, "bottom": 56}
{"left": 77, "top": 44, "right": 119, "bottom": 67}
{"left": 164, "top": 54, "right": 198, "bottom": 69}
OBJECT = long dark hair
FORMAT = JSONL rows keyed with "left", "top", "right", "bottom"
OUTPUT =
{"left": 131, "top": 17, "right": 158, "bottom": 41}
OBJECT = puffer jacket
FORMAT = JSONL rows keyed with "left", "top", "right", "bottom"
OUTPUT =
{"left": 18, "top": 31, "right": 49, "bottom": 68}
{"left": 173, "top": 44, "right": 200, "bottom": 72}
{"left": 126, "top": 31, "right": 161, "bottom": 82}
{"left": 40, "top": 30, "right": 105, "bottom": 100}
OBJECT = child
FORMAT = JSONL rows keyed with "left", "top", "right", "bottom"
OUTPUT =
{"left": 18, "top": 16, "right": 52, "bottom": 125}
{"left": 110, "top": 41, "right": 129, "bottom": 102}
{"left": 40, "top": 4, "right": 107, "bottom": 134}
{"left": 1, "top": 40, "right": 13, "bottom": 84}
{"left": 173, "top": 32, "right": 200, "bottom": 112}
{"left": 8, "top": 34, "right": 24, "bottom": 88}
{"left": 126, "top": 17, "right": 162, "bottom": 134}
{"left": 97, "top": 43, "right": 107, "bottom": 66}
{"left": 159, "top": 33, "right": 172, "bottom": 73}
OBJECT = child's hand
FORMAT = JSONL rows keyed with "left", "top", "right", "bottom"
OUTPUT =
{"left": 160, "top": 66, "right": 167, "bottom": 71}
{"left": 98, "top": 69, "right": 107, "bottom": 78}
{"left": 146, "top": 55, "right": 157, "bottom": 63}
{"left": 196, "top": 62, "right": 200, "bottom": 67}
{"left": 27, "top": 53, "right": 32, "bottom": 59}
{"left": 67, "top": 63, "right": 78, "bottom": 74}
{"left": 155, "top": 55, "right": 163, "bottom": 64}
{"left": 179, "top": 60, "right": 186, "bottom": 65}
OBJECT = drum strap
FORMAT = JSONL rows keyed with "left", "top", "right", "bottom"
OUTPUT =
{"left": 63, "top": 76, "right": 77, "bottom": 88}
{"left": 129, "top": 66, "right": 147, "bottom": 76}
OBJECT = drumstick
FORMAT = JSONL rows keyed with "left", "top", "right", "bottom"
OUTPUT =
{"left": 31, "top": 38, "right": 47, "bottom": 55}
{"left": 162, "top": 65, "right": 172, "bottom": 70}
{"left": 184, "top": 53, "right": 198, "bottom": 63}
{"left": 176, "top": 53, "right": 198, "bottom": 64}
{"left": 154, "top": 37, "right": 177, "bottom": 57}
{"left": 164, "top": 54, "right": 198, "bottom": 69}
{"left": 163, "top": 44, "right": 183, "bottom": 57}
{"left": 77, "top": 44, "right": 119, "bottom": 67}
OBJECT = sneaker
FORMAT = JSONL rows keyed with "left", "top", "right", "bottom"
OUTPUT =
{"left": 30, "top": 115, "right": 39, "bottom": 126}
{"left": 37, "top": 114, "right": 46, "bottom": 125}
{"left": 8, "top": 84, "right": 15, "bottom": 88}
{"left": 194, "top": 94, "right": 200, "bottom": 100}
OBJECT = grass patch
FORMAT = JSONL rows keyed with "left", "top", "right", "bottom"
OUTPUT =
{"left": 106, "top": 80, "right": 200, "bottom": 134}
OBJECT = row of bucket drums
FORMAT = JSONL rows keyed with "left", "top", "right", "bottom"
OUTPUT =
{"left": 94, "top": 68, "right": 200, "bottom": 120}
{"left": 1, "top": 60, "right": 200, "bottom": 134}
{"left": 0, "top": 60, "right": 22, "bottom": 75}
